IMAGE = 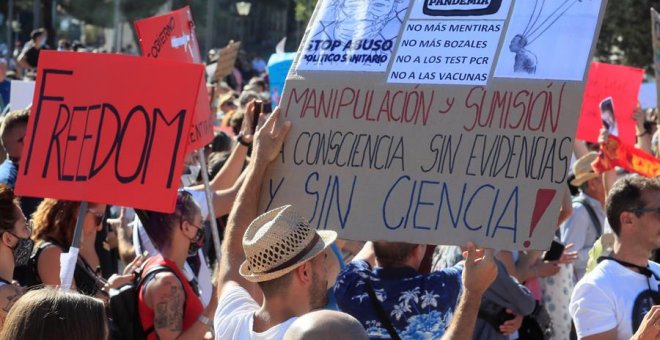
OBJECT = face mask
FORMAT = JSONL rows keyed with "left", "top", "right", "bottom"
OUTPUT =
{"left": 181, "top": 164, "right": 202, "bottom": 187}
{"left": 38, "top": 37, "right": 47, "bottom": 47}
{"left": 7, "top": 233, "right": 34, "bottom": 267}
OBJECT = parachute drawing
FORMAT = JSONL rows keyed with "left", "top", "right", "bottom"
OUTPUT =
{"left": 509, "top": 0, "right": 588, "bottom": 74}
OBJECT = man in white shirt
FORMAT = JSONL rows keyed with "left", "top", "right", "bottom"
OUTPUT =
{"left": 561, "top": 152, "right": 606, "bottom": 282}
{"left": 570, "top": 176, "right": 660, "bottom": 339}
{"left": 214, "top": 106, "right": 338, "bottom": 339}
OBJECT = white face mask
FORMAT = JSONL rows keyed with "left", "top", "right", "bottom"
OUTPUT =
{"left": 181, "top": 164, "right": 202, "bottom": 187}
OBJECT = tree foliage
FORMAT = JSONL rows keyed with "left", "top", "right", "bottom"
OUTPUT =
{"left": 57, "top": 0, "right": 168, "bottom": 28}
{"left": 595, "top": 0, "right": 655, "bottom": 74}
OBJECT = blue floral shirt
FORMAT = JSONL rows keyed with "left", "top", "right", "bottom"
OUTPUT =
{"left": 334, "top": 260, "right": 463, "bottom": 339}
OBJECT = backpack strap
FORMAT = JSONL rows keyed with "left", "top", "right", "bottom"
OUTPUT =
{"left": 573, "top": 197, "right": 603, "bottom": 236}
{"left": 137, "top": 264, "right": 189, "bottom": 337}
{"left": 365, "top": 279, "right": 401, "bottom": 340}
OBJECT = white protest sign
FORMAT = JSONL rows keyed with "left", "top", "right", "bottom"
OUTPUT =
{"left": 494, "top": 0, "right": 602, "bottom": 80}
{"left": 389, "top": 0, "right": 513, "bottom": 85}
{"left": 296, "top": 0, "right": 409, "bottom": 72}
{"left": 261, "top": 0, "right": 608, "bottom": 250}
{"left": 9, "top": 80, "right": 35, "bottom": 110}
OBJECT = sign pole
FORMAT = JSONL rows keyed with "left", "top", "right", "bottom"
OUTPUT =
{"left": 197, "top": 149, "right": 222, "bottom": 263}
{"left": 60, "top": 201, "right": 87, "bottom": 290}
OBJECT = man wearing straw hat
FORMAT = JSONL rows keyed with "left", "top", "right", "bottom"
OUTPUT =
{"left": 560, "top": 151, "right": 607, "bottom": 283}
{"left": 215, "top": 107, "right": 336, "bottom": 339}
{"left": 214, "top": 106, "right": 498, "bottom": 339}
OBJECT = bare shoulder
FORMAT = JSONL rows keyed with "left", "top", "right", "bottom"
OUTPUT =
{"left": 144, "top": 272, "right": 183, "bottom": 305}
{"left": 37, "top": 245, "right": 64, "bottom": 285}
{"left": 145, "top": 272, "right": 186, "bottom": 335}
{"left": 39, "top": 244, "right": 63, "bottom": 258}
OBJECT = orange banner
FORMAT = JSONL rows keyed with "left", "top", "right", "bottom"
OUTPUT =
{"left": 593, "top": 135, "right": 660, "bottom": 178}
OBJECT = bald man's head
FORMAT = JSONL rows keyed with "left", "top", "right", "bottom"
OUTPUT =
{"left": 283, "top": 310, "right": 368, "bottom": 340}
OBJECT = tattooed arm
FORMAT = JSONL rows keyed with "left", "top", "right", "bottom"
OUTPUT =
{"left": 146, "top": 272, "right": 214, "bottom": 340}
{"left": 0, "top": 284, "right": 24, "bottom": 329}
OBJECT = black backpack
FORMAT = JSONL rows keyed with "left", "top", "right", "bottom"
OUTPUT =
{"left": 108, "top": 264, "right": 183, "bottom": 340}
{"left": 518, "top": 301, "right": 554, "bottom": 340}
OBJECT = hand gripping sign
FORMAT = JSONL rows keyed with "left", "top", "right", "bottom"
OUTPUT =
{"left": 16, "top": 51, "right": 203, "bottom": 213}
{"left": 135, "top": 6, "right": 213, "bottom": 150}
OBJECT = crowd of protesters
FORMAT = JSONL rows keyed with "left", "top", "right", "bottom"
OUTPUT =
{"left": 0, "top": 27, "right": 657, "bottom": 340}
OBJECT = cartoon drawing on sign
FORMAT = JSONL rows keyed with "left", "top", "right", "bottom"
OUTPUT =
{"left": 494, "top": 0, "right": 601, "bottom": 81}
{"left": 509, "top": 0, "right": 590, "bottom": 74}
{"left": 509, "top": 34, "right": 536, "bottom": 74}
{"left": 296, "top": 0, "right": 409, "bottom": 71}
{"left": 331, "top": 0, "right": 402, "bottom": 41}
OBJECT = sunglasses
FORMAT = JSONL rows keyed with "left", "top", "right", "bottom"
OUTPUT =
{"left": 87, "top": 209, "right": 105, "bottom": 226}
{"left": 631, "top": 207, "right": 660, "bottom": 216}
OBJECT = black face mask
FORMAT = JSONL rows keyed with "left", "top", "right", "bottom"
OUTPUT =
{"left": 6, "top": 232, "right": 34, "bottom": 267}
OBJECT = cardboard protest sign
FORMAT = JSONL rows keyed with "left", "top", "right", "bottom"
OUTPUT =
{"left": 268, "top": 53, "right": 295, "bottom": 105}
{"left": 15, "top": 51, "right": 203, "bottom": 213}
{"left": 653, "top": 8, "right": 660, "bottom": 109}
{"left": 259, "top": 0, "right": 609, "bottom": 250}
{"left": 214, "top": 41, "right": 241, "bottom": 82}
{"left": 576, "top": 62, "right": 644, "bottom": 145}
{"left": 135, "top": 6, "right": 213, "bottom": 150}
{"left": 9, "top": 80, "right": 35, "bottom": 110}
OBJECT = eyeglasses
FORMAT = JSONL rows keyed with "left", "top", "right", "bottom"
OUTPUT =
{"left": 631, "top": 207, "right": 660, "bottom": 216}
{"left": 187, "top": 221, "right": 204, "bottom": 243}
{"left": 87, "top": 209, "right": 105, "bottom": 226}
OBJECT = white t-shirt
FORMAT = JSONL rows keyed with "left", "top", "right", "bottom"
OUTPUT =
{"left": 570, "top": 259, "right": 660, "bottom": 339}
{"left": 214, "top": 284, "right": 297, "bottom": 340}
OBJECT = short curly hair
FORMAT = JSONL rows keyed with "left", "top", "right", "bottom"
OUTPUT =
{"left": 31, "top": 199, "right": 80, "bottom": 246}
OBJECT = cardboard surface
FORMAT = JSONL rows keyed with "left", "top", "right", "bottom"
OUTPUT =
{"left": 135, "top": 6, "right": 213, "bottom": 150}
{"left": 214, "top": 41, "right": 242, "bottom": 81}
{"left": 259, "top": 0, "right": 609, "bottom": 250}
{"left": 16, "top": 51, "right": 202, "bottom": 213}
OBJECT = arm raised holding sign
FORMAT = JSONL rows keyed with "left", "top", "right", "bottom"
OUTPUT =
{"left": 216, "top": 106, "right": 291, "bottom": 300}
{"left": 186, "top": 101, "right": 258, "bottom": 218}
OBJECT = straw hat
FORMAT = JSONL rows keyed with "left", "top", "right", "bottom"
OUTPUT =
{"left": 239, "top": 205, "right": 337, "bottom": 282}
{"left": 570, "top": 151, "right": 600, "bottom": 187}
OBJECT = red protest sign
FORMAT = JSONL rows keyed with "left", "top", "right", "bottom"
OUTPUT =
{"left": 16, "top": 51, "right": 203, "bottom": 213}
{"left": 576, "top": 62, "right": 644, "bottom": 145}
{"left": 135, "top": 6, "right": 213, "bottom": 150}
